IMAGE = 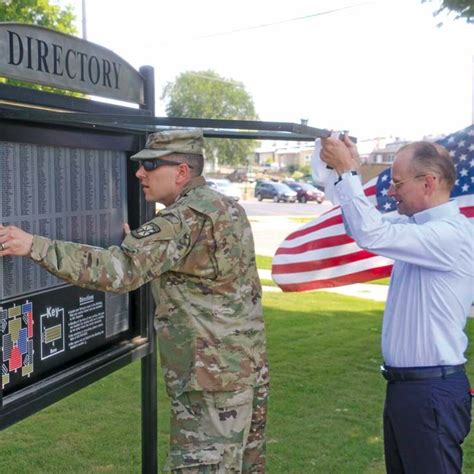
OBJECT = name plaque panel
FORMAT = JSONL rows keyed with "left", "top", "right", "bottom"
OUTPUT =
{"left": 0, "top": 141, "right": 129, "bottom": 393}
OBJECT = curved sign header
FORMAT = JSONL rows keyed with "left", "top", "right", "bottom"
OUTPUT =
{"left": 0, "top": 23, "right": 144, "bottom": 104}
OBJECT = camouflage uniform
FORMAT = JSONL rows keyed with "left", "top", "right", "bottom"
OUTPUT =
{"left": 30, "top": 176, "right": 269, "bottom": 473}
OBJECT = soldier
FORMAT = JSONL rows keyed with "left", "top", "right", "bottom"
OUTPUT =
{"left": 0, "top": 129, "right": 269, "bottom": 473}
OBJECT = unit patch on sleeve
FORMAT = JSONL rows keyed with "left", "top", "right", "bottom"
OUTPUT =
{"left": 131, "top": 222, "right": 161, "bottom": 239}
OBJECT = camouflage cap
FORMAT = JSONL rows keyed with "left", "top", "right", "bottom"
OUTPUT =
{"left": 131, "top": 129, "right": 204, "bottom": 160}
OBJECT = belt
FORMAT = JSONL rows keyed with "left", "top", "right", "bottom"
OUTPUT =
{"left": 381, "top": 364, "right": 465, "bottom": 382}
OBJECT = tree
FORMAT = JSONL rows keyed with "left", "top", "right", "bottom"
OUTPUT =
{"left": 0, "top": 0, "right": 78, "bottom": 92}
{"left": 0, "top": 0, "right": 76, "bottom": 32}
{"left": 422, "top": 0, "right": 473, "bottom": 23}
{"left": 162, "top": 70, "right": 259, "bottom": 166}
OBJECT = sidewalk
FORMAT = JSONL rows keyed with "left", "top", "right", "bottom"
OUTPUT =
{"left": 258, "top": 269, "right": 389, "bottom": 302}
{"left": 248, "top": 215, "right": 303, "bottom": 257}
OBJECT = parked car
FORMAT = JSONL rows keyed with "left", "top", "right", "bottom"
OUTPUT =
{"left": 207, "top": 178, "right": 242, "bottom": 201}
{"left": 226, "top": 168, "right": 256, "bottom": 183}
{"left": 283, "top": 181, "right": 325, "bottom": 203}
{"left": 254, "top": 180, "right": 297, "bottom": 203}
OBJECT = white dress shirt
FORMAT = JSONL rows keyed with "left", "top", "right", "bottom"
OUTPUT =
{"left": 336, "top": 174, "right": 474, "bottom": 367}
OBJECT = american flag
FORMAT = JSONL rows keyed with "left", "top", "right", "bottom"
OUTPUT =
{"left": 272, "top": 125, "right": 474, "bottom": 292}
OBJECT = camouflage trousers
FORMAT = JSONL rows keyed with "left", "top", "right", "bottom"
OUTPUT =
{"left": 164, "top": 384, "right": 269, "bottom": 473}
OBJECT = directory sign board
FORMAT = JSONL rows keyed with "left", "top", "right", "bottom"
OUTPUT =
{"left": 0, "top": 140, "right": 130, "bottom": 395}
{"left": 0, "top": 23, "right": 144, "bottom": 104}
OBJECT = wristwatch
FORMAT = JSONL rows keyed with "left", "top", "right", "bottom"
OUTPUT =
{"left": 335, "top": 170, "right": 358, "bottom": 185}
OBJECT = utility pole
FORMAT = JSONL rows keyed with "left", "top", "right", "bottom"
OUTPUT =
{"left": 82, "top": 0, "right": 87, "bottom": 40}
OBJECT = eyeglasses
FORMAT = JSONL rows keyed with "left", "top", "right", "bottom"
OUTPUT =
{"left": 137, "top": 159, "right": 193, "bottom": 172}
{"left": 389, "top": 174, "right": 428, "bottom": 189}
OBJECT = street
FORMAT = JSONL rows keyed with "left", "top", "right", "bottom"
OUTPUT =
{"left": 240, "top": 198, "right": 333, "bottom": 217}
{"left": 239, "top": 198, "right": 334, "bottom": 257}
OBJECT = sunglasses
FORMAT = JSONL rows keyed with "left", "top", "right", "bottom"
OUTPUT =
{"left": 137, "top": 159, "right": 193, "bottom": 172}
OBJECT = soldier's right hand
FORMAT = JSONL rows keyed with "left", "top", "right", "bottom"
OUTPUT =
{"left": 0, "top": 225, "right": 34, "bottom": 257}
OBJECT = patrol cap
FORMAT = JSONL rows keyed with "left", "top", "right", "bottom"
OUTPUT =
{"left": 131, "top": 129, "right": 204, "bottom": 160}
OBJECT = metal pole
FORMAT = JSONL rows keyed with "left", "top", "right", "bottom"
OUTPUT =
{"left": 139, "top": 65, "right": 158, "bottom": 474}
{"left": 140, "top": 66, "right": 155, "bottom": 116}
{"left": 81, "top": 0, "right": 87, "bottom": 40}
{"left": 141, "top": 311, "right": 157, "bottom": 474}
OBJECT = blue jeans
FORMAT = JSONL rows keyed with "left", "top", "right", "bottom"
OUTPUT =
{"left": 384, "top": 372, "right": 471, "bottom": 473}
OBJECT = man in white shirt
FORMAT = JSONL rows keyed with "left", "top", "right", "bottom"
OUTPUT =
{"left": 321, "top": 136, "right": 474, "bottom": 474}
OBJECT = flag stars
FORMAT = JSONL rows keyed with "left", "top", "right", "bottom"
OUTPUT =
{"left": 375, "top": 126, "right": 472, "bottom": 217}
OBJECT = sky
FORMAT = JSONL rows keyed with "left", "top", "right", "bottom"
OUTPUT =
{"left": 57, "top": 0, "right": 473, "bottom": 141}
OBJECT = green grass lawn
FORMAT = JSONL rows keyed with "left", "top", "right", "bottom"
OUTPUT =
{"left": 370, "top": 278, "right": 390, "bottom": 286}
{"left": 288, "top": 217, "right": 314, "bottom": 224}
{"left": 260, "top": 278, "right": 277, "bottom": 287}
{"left": 1, "top": 291, "right": 474, "bottom": 473}
{"left": 256, "top": 255, "right": 276, "bottom": 286}
{"left": 256, "top": 254, "right": 272, "bottom": 270}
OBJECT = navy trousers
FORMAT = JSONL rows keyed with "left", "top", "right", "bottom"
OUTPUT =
{"left": 383, "top": 372, "right": 472, "bottom": 473}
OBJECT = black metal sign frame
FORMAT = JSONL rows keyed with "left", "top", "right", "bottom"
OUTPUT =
{"left": 0, "top": 66, "right": 157, "bottom": 474}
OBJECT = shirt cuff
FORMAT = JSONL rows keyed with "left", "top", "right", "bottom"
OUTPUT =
{"left": 30, "top": 235, "right": 52, "bottom": 262}
{"left": 335, "top": 173, "right": 364, "bottom": 204}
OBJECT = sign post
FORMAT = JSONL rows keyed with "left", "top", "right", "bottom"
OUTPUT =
{"left": 138, "top": 64, "right": 158, "bottom": 473}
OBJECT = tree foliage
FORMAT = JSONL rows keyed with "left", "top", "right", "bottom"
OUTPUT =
{"left": 0, "top": 0, "right": 77, "bottom": 32}
{"left": 162, "top": 70, "right": 259, "bottom": 166}
{"left": 0, "top": 0, "right": 78, "bottom": 93}
{"left": 423, "top": 0, "right": 474, "bottom": 23}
